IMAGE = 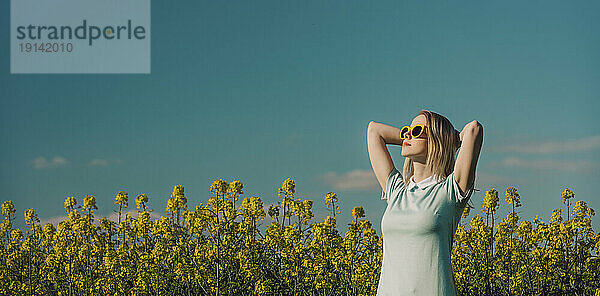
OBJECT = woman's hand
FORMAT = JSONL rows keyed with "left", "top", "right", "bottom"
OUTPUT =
{"left": 457, "top": 120, "right": 481, "bottom": 147}
{"left": 459, "top": 120, "right": 482, "bottom": 141}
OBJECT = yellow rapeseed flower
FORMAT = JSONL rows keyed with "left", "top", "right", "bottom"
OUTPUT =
{"left": 462, "top": 205, "right": 471, "bottom": 218}
{"left": 83, "top": 195, "right": 98, "bottom": 213}
{"left": 11, "top": 229, "right": 23, "bottom": 241}
{"left": 229, "top": 180, "right": 244, "bottom": 195}
{"left": 505, "top": 187, "right": 521, "bottom": 207}
{"left": 561, "top": 188, "right": 574, "bottom": 204}
{"left": 281, "top": 178, "right": 295, "bottom": 195}
{"left": 24, "top": 208, "right": 40, "bottom": 226}
{"left": 114, "top": 191, "right": 128, "bottom": 207}
{"left": 63, "top": 196, "right": 76, "bottom": 213}
{"left": 135, "top": 193, "right": 148, "bottom": 210}
{"left": 325, "top": 192, "right": 341, "bottom": 217}
{"left": 352, "top": 206, "right": 365, "bottom": 219}
{"left": 211, "top": 179, "right": 229, "bottom": 194}
{"left": 482, "top": 188, "right": 499, "bottom": 214}
{"left": 2, "top": 200, "right": 15, "bottom": 216}
{"left": 267, "top": 204, "right": 280, "bottom": 220}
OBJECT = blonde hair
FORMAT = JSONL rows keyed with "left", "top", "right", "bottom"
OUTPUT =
{"left": 401, "top": 109, "right": 461, "bottom": 185}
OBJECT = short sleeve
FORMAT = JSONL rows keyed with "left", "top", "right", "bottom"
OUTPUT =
{"left": 448, "top": 171, "right": 474, "bottom": 204}
{"left": 381, "top": 167, "right": 404, "bottom": 204}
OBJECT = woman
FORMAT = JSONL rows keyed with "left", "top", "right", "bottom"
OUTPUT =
{"left": 367, "top": 109, "right": 483, "bottom": 296}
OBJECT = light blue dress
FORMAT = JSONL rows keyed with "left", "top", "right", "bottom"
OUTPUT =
{"left": 377, "top": 167, "right": 473, "bottom": 296}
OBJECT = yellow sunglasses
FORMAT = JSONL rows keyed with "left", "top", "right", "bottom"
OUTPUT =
{"left": 400, "top": 124, "right": 427, "bottom": 139}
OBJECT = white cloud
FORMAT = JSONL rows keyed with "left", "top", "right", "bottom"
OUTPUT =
{"left": 493, "top": 135, "right": 600, "bottom": 154}
{"left": 32, "top": 156, "right": 68, "bottom": 169}
{"left": 38, "top": 215, "right": 69, "bottom": 226}
{"left": 105, "top": 210, "right": 164, "bottom": 223}
{"left": 499, "top": 157, "right": 599, "bottom": 173}
{"left": 319, "top": 169, "right": 379, "bottom": 191}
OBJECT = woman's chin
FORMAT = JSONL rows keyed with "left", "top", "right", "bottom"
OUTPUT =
{"left": 401, "top": 152, "right": 419, "bottom": 159}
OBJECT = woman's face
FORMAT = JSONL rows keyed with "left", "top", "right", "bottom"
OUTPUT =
{"left": 401, "top": 114, "right": 429, "bottom": 162}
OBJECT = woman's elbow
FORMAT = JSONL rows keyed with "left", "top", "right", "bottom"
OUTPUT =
{"left": 368, "top": 121, "right": 376, "bottom": 129}
{"left": 367, "top": 121, "right": 379, "bottom": 133}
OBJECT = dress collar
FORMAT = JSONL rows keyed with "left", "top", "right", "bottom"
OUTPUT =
{"left": 407, "top": 174, "right": 443, "bottom": 190}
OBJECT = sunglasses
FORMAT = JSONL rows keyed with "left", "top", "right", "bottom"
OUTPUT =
{"left": 400, "top": 124, "right": 427, "bottom": 139}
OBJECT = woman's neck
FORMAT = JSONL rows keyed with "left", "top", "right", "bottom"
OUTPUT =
{"left": 412, "top": 162, "right": 433, "bottom": 183}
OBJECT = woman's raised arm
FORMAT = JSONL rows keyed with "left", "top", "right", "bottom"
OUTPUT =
{"left": 454, "top": 120, "right": 483, "bottom": 196}
{"left": 367, "top": 121, "right": 404, "bottom": 191}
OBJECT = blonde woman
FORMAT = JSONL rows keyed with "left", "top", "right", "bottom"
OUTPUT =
{"left": 367, "top": 109, "right": 483, "bottom": 296}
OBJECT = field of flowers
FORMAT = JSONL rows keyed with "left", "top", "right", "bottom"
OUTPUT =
{"left": 0, "top": 177, "right": 599, "bottom": 296}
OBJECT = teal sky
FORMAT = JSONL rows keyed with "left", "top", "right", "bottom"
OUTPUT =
{"left": 2, "top": 1, "right": 599, "bottom": 234}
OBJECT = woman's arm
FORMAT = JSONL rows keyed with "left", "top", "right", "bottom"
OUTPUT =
{"left": 453, "top": 120, "right": 484, "bottom": 195}
{"left": 367, "top": 121, "right": 404, "bottom": 191}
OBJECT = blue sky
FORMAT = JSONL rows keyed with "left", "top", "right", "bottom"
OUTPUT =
{"left": 2, "top": 0, "right": 599, "bottom": 234}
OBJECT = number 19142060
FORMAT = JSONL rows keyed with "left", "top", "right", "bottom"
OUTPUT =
{"left": 19, "top": 42, "right": 73, "bottom": 53}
